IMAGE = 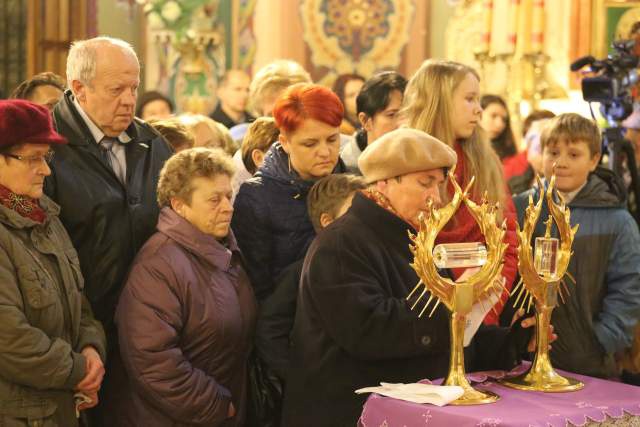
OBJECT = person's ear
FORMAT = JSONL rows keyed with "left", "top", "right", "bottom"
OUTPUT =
{"left": 279, "top": 133, "right": 290, "bottom": 154}
{"left": 251, "top": 149, "right": 265, "bottom": 169}
{"left": 72, "top": 80, "right": 87, "bottom": 103}
{"left": 359, "top": 112, "right": 372, "bottom": 132}
{"left": 589, "top": 152, "right": 601, "bottom": 172}
{"left": 170, "top": 197, "right": 186, "bottom": 217}
{"left": 375, "top": 179, "right": 387, "bottom": 194}
{"left": 319, "top": 212, "right": 334, "bottom": 229}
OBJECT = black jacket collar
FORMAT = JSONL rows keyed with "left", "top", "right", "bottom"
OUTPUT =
{"left": 53, "top": 90, "right": 159, "bottom": 146}
{"left": 350, "top": 192, "right": 415, "bottom": 258}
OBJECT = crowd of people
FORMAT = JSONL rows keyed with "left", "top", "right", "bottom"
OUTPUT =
{"left": 1, "top": 35, "right": 639, "bottom": 427}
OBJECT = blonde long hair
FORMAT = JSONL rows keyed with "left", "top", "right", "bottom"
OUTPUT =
{"left": 403, "top": 59, "right": 505, "bottom": 206}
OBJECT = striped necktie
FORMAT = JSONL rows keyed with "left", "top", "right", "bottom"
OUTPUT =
{"left": 100, "top": 137, "right": 126, "bottom": 184}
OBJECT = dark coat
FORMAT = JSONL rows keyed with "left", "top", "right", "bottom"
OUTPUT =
{"left": 282, "top": 193, "right": 525, "bottom": 427}
{"left": 513, "top": 168, "right": 640, "bottom": 378}
{"left": 209, "top": 102, "right": 255, "bottom": 129}
{"left": 115, "top": 207, "right": 257, "bottom": 426}
{"left": 46, "top": 90, "right": 173, "bottom": 334}
{"left": 231, "top": 142, "right": 345, "bottom": 301}
{"left": 255, "top": 260, "right": 303, "bottom": 381}
{"left": 0, "top": 196, "right": 106, "bottom": 427}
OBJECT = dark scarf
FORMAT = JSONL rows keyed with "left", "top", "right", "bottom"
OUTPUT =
{"left": 0, "top": 184, "right": 47, "bottom": 223}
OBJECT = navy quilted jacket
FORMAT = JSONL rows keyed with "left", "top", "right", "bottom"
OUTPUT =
{"left": 231, "top": 143, "right": 345, "bottom": 301}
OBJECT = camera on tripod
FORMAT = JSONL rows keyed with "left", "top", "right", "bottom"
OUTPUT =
{"left": 572, "top": 39, "right": 640, "bottom": 123}
{"left": 571, "top": 37, "right": 640, "bottom": 224}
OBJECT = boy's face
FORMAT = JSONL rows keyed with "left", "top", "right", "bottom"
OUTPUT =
{"left": 542, "top": 138, "right": 599, "bottom": 193}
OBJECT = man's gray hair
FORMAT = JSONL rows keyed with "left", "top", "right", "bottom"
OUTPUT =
{"left": 66, "top": 36, "right": 139, "bottom": 90}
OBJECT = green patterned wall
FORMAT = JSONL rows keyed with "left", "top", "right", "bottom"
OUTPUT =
{"left": 0, "top": 0, "right": 27, "bottom": 98}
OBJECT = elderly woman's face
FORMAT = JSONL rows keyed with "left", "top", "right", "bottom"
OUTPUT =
{"left": 279, "top": 118, "right": 340, "bottom": 181}
{"left": 376, "top": 169, "right": 445, "bottom": 227}
{"left": 193, "top": 123, "right": 223, "bottom": 149}
{"left": 259, "top": 89, "right": 284, "bottom": 117}
{"left": 0, "top": 144, "right": 52, "bottom": 199}
{"left": 177, "top": 174, "right": 233, "bottom": 239}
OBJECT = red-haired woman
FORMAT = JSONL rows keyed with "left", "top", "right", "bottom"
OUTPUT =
{"left": 231, "top": 83, "right": 346, "bottom": 301}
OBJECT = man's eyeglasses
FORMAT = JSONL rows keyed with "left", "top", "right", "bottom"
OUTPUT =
{"left": 2, "top": 151, "right": 55, "bottom": 167}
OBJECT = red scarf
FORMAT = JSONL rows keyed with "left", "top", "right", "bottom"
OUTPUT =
{"left": 0, "top": 184, "right": 47, "bottom": 223}
{"left": 435, "top": 143, "right": 519, "bottom": 325}
{"left": 361, "top": 188, "right": 407, "bottom": 224}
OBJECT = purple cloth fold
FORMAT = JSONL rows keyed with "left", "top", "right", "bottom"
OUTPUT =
{"left": 359, "top": 364, "right": 640, "bottom": 427}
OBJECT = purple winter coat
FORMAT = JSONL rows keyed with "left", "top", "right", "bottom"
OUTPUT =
{"left": 114, "top": 207, "right": 257, "bottom": 426}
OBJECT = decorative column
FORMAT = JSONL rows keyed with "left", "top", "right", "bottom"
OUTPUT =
{"left": 140, "top": 0, "right": 225, "bottom": 115}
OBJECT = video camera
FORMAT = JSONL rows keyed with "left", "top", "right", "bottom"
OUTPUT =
{"left": 572, "top": 38, "right": 640, "bottom": 225}
{"left": 572, "top": 39, "right": 640, "bottom": 123}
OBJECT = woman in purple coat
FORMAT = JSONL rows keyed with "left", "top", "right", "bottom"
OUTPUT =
{"left": 115, "top": 147, "right": 257, "bottom": 426}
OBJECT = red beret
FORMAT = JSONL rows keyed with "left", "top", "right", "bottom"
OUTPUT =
{"left": 0, "top": 99, "right": 67, "bottom": 147}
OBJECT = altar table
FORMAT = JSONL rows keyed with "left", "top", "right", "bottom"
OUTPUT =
{"left": 358, "top": 367, "right": 640, "bottom": 427}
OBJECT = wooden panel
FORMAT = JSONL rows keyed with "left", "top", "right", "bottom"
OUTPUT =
{"left": 26, "top": 0, "right": 88, "bottom": 80}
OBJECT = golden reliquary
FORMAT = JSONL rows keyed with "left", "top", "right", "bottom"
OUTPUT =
{"left": 407, "top": 167, "right": 508, "bottom": 405}
{"left": 500, "top": 176, "right": 583, "bottom": 392}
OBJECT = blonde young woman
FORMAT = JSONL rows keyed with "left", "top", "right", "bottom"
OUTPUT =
{"left": 403, "top": 59, "right": 518, "bottom": 325}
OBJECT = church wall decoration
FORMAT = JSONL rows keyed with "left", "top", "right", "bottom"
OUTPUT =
{"left": 141, "top": 0, "right": 226, "bottom": 115}
{"left": 232, "top": 0, "right": 258, "bottom": 73}
{"left": 300, "top": 0, "right": 415, "bottom": 86}
{"left": 593, "top": 0, "right": 640, "bottom": 58}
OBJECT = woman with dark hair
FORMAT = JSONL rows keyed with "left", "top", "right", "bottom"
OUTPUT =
{"left": 135, "top": 90, "right": 174, "bottom": 120}
{"left": 340, "top": 71, "right": 407, "bottom": 174}
{"left": 332, "top": 73, "right": 365, "bottom": 134}
{"left": 480, "top": 94, "right": 528, "bottom": 181}
{"left": 232, "top": 83, "right": 346, "bottom": 301}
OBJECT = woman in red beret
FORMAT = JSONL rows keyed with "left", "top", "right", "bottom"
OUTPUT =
{"left": 0, "top": 100, "right": 106, "bottom": 427}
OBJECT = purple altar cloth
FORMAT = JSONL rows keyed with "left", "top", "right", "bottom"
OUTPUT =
{"left": 358, "top": 366, "right": 640, "bottom": 427}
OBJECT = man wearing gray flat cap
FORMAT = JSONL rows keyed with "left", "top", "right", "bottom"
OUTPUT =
{"left": 282, "top": 128, "right": 535, "bottom": 427}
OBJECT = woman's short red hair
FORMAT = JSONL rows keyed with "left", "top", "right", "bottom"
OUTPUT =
{"left": 273, "top": 83, "right": 344, "bottom": 134}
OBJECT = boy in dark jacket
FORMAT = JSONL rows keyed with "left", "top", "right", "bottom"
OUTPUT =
{"left": 255, "top": 173, "right": 367, "bottom": 381}
{"left": 513, "top": 113, "right": 640, "bottom": 378}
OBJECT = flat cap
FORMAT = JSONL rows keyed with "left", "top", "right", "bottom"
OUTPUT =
{"left": 358, "top": 128, "right": 457, "bottom": 183}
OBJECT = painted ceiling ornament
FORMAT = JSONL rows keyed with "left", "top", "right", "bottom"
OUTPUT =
{"left": 616, "top": 8, "right": 640, "bottom": 41}
{"left": 140, "top": 0, "right": 225, "bottom": 115}
{"left": 301, "top": 0, "right": 414, "bottom": 84}
{"left": 321, "top": 0, "right": 393, "bottom": 59}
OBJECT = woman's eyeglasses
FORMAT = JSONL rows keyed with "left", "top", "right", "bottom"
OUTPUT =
{"left": 2, "top": 151, "right": 55, "bottom": 167}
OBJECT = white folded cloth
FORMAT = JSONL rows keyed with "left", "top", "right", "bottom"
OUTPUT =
{"left": 74, "top": 392, "right": 92, "bottom": 418}
{"left": 355, "top": 382, "right": 464, "bottom": 406}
